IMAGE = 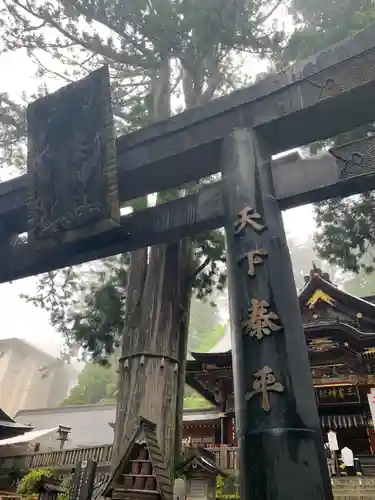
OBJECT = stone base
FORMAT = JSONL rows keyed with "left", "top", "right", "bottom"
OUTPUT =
{"left": 332, "top": 477, "right": 375, "bottom": 498}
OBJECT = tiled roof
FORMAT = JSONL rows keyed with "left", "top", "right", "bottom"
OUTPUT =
{"left": 202, "top": 275, "right": 375, "bottom": 356}
{"left": 178, "top": 446, "right": 227, "bottom": 477}
{"left": 15, "top": 404, "right": 116, "bottom": 449}
{"left": 14, "top": 406, "right": 223, "bottom": 450}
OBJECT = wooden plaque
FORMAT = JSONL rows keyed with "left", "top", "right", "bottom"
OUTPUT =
{"left": 26, "top": 66, "right": 120, "bottom": 246}
{"left": 69, "top": 459, "right": 97, "bottom": 500}
{"left": 315, "top": 385, "right": 360, "bottom": 406}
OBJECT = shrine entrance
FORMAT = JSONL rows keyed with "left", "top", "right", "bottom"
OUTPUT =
{"left": 2, "top": 26, "right": 375, "bottom": 500}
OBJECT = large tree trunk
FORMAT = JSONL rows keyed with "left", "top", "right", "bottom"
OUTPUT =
{"left": 112, "top": 58, "right": 194, "bottom": 472}
{"left": 113, "top": 54, "right": 220, "bottom": 473}
{"left": 113, "top": 240, "right": 193, "bottom": 468}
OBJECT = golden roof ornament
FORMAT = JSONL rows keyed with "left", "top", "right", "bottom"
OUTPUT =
{"left": 306, "top": 289, "right": 335, "bottom": 309}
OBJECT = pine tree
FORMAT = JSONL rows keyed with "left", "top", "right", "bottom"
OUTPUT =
{"left": 280, "top": 0, "right": 375, "bottom": 276}
{"left": 0, "top": 0, "right": 286, "bottom": 469}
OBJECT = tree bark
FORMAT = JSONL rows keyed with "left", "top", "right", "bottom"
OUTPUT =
{"left": 113, "top": 240, "right": 193, "bottom": 468}
{"left": 112, "top": 57, "right": 194, "bottom": 472}
{"left": 113, "top": 53, "right": 223, "bottom": 472}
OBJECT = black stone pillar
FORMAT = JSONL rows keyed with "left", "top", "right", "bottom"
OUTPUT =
{"left": 221, "top": 129, "right": 333, "bottom": 499}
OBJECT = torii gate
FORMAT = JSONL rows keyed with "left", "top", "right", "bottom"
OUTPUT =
{"left": 2, "top": 26, "right": 375, "bottom": 500}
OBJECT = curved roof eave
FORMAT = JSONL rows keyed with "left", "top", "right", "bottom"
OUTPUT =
{"left": 304, "top": 320, "right": 375, "bottom": 347}
{"left": 299, "top": 273, "right": 375, "bottom": 320}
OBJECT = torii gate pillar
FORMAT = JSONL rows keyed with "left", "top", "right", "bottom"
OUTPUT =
{"left": 221, "top": 128, "right": 332, "bottom": 499}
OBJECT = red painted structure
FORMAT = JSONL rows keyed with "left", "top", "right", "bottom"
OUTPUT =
{"left": 185, "top": 267, "right": 375, "bottom": 455}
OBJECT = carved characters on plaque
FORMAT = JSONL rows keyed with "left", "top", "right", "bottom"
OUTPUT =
{"left": 242, "top": 298, "right": 281, "bottom": 340}
{"left": 27, "top": 65, "right": 120, "bottom": 246}
{"left": 237, "top": 249, "right": 268, "bottom": 278}
{"left": 245, "top": 365, "right": 284, "bottom": 412}
{"left": 233, "top": 206, "right": 285, "bottom": 412}
{"left": 234, "top": 207, "right": 266, "bottom": 235}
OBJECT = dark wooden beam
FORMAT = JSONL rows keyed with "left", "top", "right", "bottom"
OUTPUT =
{"left": 275, "top": 135, "right": 375, "bottom": 209}
{"left": 3, "top": 130, "right": 375, "bottom": 238}
{"left": 0, "top": 142, "right": 221, "bottom": 236}
{"left": 2, "top": 27, "right": 375, "bottom": 235}
{"left": 1, "top": 133, "right": 375, "bottom": 283}
{"left": 97, "top": 25, "right": 375, "bottom": 194}
{"left": 116, "top": 26, "right": 375, "bottom": 158}
{"left": 0, "top": 183, "right": 224, "bottom": 283}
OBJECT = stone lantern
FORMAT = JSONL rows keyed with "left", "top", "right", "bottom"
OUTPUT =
{"left": 56, "top": 425, "right": 71, "bottom": 449}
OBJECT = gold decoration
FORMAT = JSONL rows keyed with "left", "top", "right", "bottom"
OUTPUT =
{"left": 242, "top": 298, "right": 282, "bottom": 340}
{"left": 237, "top": 249, "right": 268, "bottom": 278}
{"left": 234, "top": 207, "right": 266, "bottom": 235}
{"left": 306, "top": 289, "right": 335, "bottom": 309}
{"left": 202, "top": 363, "right": 217, "bottom": 371}
{"left": 246, "top": 365, "right": 284, "bottom": 412}
{"left": 308, "top": 338, "right": 339, "bottom": 353}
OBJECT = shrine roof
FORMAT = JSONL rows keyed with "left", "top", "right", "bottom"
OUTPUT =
{"left": 177, "top": 446, "right": 228, "bottom": 477}
{"left": 188, "top": 325, "right": 232, "bottom": 364}
{"left": 304, "top": 321, "right": 375, "bottom": 349}
{"left": 0, "top": 408, "right": 31, "bottom": 434}
{"left": 299, "top": 270, "right": 375, "bottom": 321}
{"left": 183, "top": 409, "right": 224, "bottom": 422}
{"left": 188, "top": 351, "right": 232, "bottom": 366}
{"left": 188, "top": 268, "right": 375, "bottom": 366}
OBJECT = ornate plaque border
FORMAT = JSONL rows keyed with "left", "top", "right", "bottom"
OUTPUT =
{"left": 26, "top": 65, "right": 120, "bottom": 247}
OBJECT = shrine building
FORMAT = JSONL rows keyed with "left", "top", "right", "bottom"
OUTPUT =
{"left": 184, "top": 266, "right": 375, "bottom": 455}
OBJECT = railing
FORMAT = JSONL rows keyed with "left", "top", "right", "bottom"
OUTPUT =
{"left": 0, "top": 444, "right": 237, "bottom": 472}
{"left": 208, "top": 446, "right": 238, "bottom": 470}
{"left": 0, "top": 444, "right": 113, "bottom": 472}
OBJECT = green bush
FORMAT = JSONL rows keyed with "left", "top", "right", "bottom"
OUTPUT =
{"left": 58, "top": 475, "right": 73, "bottom": 500}
{"left": 17, "top": 469, "right": 53, "bottom": 495}
{"left": 216, "top": 473, "right": 240, "bottom": 499}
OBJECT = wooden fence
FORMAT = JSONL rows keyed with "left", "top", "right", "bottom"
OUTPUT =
{"left": 0, "top": 444, "right": 237, "bottom": 472}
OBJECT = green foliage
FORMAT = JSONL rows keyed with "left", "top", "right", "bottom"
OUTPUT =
{"left": 188, "top": 296, "right": 223, "bottom": 352}
{"left": 22, "top": 255, "right": 128, "bottom": 363}
{"left": 314, "top": 195, "right": 375, "bottom": 274}
{"left": 61, "top": 360, "right": 117, "bottom": 405}
{"left": 195, "top": 324, "right": 225, "bottom": 353}
{"left": 284, "top": 0, "right": 374, "bottom": 64}
{"left": 216, "top": 473, "right": 240, "bottom": 499}
{"left": 0, "top": 0, "right": 287, "bottom": 362}
{"left": 17, "top": 469, "right": 52, "bottom": 495}
{"left": 183, "top": 390, "right": 214, "bottom": 409}
{"left": 280, "top": 0, "right": 375, "bottom": 276}
{"left": 61, "top": 294, "right": 225, "bottom": 407}
{"left": 58, "top": 474, "right": 73, "bottom": 500}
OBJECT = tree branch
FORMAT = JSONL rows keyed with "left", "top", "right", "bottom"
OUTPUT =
{"left": 9, "top": 0, "right": 151, "bottom": 69}
{"left": 60, "top": 0, "right": 156, "bottom": 62}
{"left": 190, "top": 256, "right": 211, "bottom": 281}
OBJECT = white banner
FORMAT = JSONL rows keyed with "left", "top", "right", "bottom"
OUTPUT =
{"left": 327, "top": 430, "right": 339, "bottom": 452}
{"left": 368, "top": 392, "right": 375, "bottom": 424}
